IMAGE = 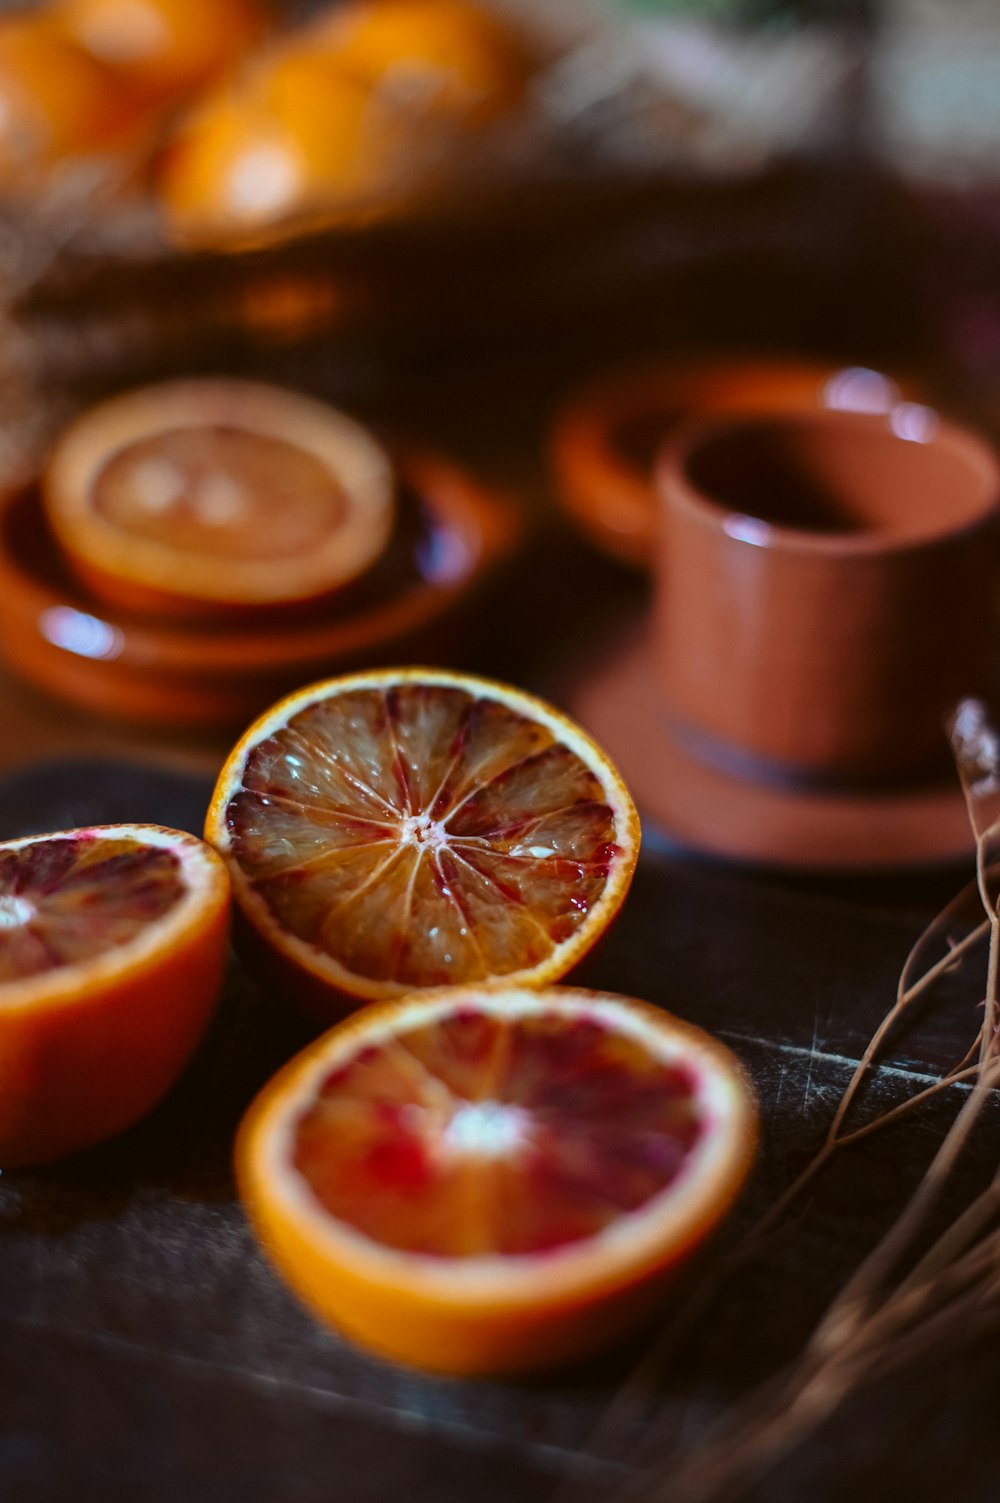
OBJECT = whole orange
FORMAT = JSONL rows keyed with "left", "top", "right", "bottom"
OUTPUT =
{"left": 0, "top": 823, "right": 231, "bottom": 1168}
{"left": 307, "top": 0, "right": 532, "bottom": 122}
{"left": 0, "top": 15, "right": 140, "bottom": 183}
{"left": 158, "top": 46, "right": 413, "bottom": 244}
{"left": 52, "top": 0, "right": 268, "bottom": 104}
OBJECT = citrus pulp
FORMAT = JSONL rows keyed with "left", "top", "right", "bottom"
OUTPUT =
{"left": 236, "top": 984, "right": 757, "bottom": 1374}
{"left": 205, "top": 668, "right": 640, "bottom": 1017}
{"left": 0, "top": 823, "right": 230, "bottom": 1167}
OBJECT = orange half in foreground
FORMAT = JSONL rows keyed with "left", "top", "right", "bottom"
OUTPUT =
{"left": 0, "top": 823, "right": 231, "bottom": 1168}
{"left": 42, "top": 379, "right": 395, "bottom": 619}
{"left": 237, "top": 985, "right": 757, "bottom": 1374}
{"left": 205, "top": 669, "right": 641, "bottom": 1017}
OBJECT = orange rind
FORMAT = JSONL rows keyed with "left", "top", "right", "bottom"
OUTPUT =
{"left": 236, "top": 984, "right": 757, "bottom": 1374}
{"left": 42, "top": 378, "right": 395, "bottom": 620}
{"left": 205, "top": 668, "right": 640, "bottom": 1018}
{"left": 0, "top": 822, "right": 231, "bottom": 1168}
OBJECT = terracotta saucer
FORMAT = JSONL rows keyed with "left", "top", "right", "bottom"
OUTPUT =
{"left": 549, "top": 355, "right": 910, "bottom": 567}
{"left": 564, "top": 629, "right": 976, "bottom": 872}
{"left": 0, "top": 451, "right": 518, "bottom": 730}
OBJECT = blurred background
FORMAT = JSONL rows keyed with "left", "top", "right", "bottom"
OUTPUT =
{"left": 0, "top": 0, "right": 998, "bottom": 749}
{"left": 0, "top": 0, "right": 996, "bottom": 454}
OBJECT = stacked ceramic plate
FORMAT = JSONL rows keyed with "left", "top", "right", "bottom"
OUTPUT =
{"left": 0, "top": 378, "right": 516, "bottom": 729}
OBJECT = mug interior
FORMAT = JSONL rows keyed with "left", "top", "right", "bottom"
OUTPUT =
{"left": 679, "top": 412, "right": 999, "bottom": 542}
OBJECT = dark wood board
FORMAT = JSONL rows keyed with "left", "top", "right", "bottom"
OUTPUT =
{"left": 1, "top": 756, "right": 997, "bottom": 1503}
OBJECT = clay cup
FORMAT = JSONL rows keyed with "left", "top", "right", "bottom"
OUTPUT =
{"left": 653, "top": 407, "right": 1000, "bottom": 784}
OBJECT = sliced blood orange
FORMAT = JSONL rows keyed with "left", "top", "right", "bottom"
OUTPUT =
{"left": 236, "top": 984, "right": 757, "bottom": 1374}
{"left": 205, "top": 669, "right": 640, "bottom": 1018}
{"left": 41, "top": 379, "right": 395, "bottom": 620}
{"left": 0, "top": 823, "right": 230, "bottom": 1168}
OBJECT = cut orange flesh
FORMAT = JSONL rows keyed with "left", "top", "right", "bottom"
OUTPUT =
{"left": 205, "top": 669, "right": 640, "bottom": 1017}
{"left": 0, "top": 823, "right": 231, "bottom": 1167}
{"left": 42, "top": 380, "right": 395, "bottom": 618}
{"left": 236, "top": 985, "right": 757, "bottom": 1374}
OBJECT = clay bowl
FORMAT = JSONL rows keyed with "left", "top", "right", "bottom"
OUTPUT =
{"left": 0, "top": 450, "right": 518, "bottom": 730}
{"left": 549, "top": 355, "right": 910, "bottom": 566}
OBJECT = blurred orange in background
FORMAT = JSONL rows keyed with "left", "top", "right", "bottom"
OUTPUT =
{"left": 51, "top": 0, "right": 269, "bottom": 105}
{"left": 305, "top": 0, "right": 533, "bottom": 123}
{"left": 0, "top": 0, "right": 269, "bottom": 191}
{"left": 0, "top": 14, "right": 140, "bottom": 184}
{"left": 157, "top": 0, "right": 537, "bottom": 247}
{"left": 158, "top": 47, "right": 405, "bottom": 246}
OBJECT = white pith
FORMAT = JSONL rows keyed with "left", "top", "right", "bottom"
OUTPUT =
{"left": 0, "top": 895, "right": 34, "bottom": 928}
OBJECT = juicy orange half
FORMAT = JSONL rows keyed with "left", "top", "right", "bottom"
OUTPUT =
{"left": 236, "top": 984, "right": 757, "bottom": 1375}
{"left": 0, "top": 823, "right": 230, "bottom": 1168}
{"left": 205, "top": 669, "right": 641, "bottom": 1018}
{"left": 42, "top": 379, "right": 395, "bottom": 619}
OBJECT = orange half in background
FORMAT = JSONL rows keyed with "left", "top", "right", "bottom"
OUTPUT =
{"left": 237, "top": 984, "right": 757, "bottom": 1375}
{"left": 42, "top": 378, "right": 396, "bottom": 619}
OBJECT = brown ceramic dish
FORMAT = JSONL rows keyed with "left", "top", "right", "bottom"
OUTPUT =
{"left": 549, "top": 356, "right": 908, "bottom": 566}
{"left": 0, "top": 451, "right": 517, "bottom": 730}
{"left": 567, "top": 630, "right": 980, "bottom": 873}
{"left": 565, "top": 402, "right": 1000, "bottom": 872}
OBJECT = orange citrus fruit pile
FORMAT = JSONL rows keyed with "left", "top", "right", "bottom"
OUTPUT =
{"left": 42, "top": 377, "right": 395, "bottom": 619}
{"left": 53, "top": 0, "right": 267, "bottom": 105}
{"left": 157, "top": 0, "right": 534, "bottom": 246}
{"left": 236, "top": 984, "right": 757, "bottom": 1374}
{"left": 0, "top": 15, "right": 141, "bottom": 185}
{"left": 0, "top": 0, "right": 266, "bottom": 192}
{"left": 0, "top": 823, "right": 230, "bottom": 1168}
{"left": 205, "top": 668, "right": 641, "bottom": 1018}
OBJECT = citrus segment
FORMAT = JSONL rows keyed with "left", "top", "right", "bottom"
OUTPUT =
{"left": 0, "top": 824, "right": 231, "bottom": 1168}
{"left": 206, "top": 670, "right": 640, "bottom": 1013}
{"left": 236, "top": 985, "right": 757, "bottom": 1374}
{"left": 42, "top": 379, "right": 395, "bottom": 618}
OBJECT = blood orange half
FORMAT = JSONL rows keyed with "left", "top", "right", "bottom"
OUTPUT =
{"left": 42, "top": 379, "right": 395, "bottom": 619}
{"left": 0, "top": 823, "right": 230, "bottom": 1167}
{"left": 236, "top": 984, "right": 757, "bottom": 1374}
{"left": 205, "top": 668, "right": 640, "bottom": 1017}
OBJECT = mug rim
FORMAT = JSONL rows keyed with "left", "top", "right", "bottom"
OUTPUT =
{"left": 653, "top": 407, "right": 1000, "bottom": 557}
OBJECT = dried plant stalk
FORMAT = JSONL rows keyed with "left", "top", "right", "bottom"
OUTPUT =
{"left": 595, "top": 698, "right": 1000, "bottom": 1503}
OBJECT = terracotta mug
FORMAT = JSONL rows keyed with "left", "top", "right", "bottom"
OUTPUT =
{"left": 653, "top": 406, "right": 1000, "bottom": 784}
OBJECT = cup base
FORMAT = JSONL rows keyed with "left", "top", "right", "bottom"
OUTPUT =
{"left": 564, "top": 627, "right": 976, "bottom": 872}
